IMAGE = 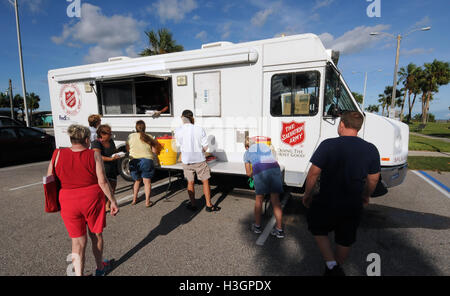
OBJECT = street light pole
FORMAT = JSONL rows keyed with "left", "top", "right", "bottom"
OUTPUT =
{"left": 370, "top": 26, "right": 430, "bottom": 119}
{"left": 390, "top": 34, "right": 402, "bottom": 118}
{"left": 352, "top": 69, "right": 381, "bottom": 111}
{"left": 12, "top": 0, "right": 30, "bottom": 126}
{"left": 9, "top": 79, "right": 14, "bottom": 119}
{"left": 362, "top": 71, "right": 368, "bottom": 109}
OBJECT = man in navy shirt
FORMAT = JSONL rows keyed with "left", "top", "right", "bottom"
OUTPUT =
{"left": 303, "top": 111, "right": 380, "bottom": 276}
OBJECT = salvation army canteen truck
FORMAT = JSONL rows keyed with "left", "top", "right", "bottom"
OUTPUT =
{"left": 48, "top": 33, "right": 409, "bottom": 192}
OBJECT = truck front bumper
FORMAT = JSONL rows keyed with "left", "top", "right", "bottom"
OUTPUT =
{"left": 380, "top": 163, "right": 408, "bottom": 188}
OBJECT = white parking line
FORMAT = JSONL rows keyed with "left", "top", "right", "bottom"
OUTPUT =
{"left": 256, "top": 192, "right": 290, "bottom": 246}
{"left": 0, "top": 161, "right": 49, "bottom": 172}
{"left": 9, "top": 181, "right": 43, "bottom": 191}
{"left": 411, "top": 170, "right": 450, "bottom": 199}
{"left": 116, "top": 178, "right": 173, "bottom": 205}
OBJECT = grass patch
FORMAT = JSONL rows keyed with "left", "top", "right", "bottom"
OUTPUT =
{"left": 409, "top": 134, "right": 450, "bottom": 152}
{"left": 409, "top": 122, "right": 450, "bottom": 138}
{"left": 408, "top": 156, "right": 450, "bottom": 172}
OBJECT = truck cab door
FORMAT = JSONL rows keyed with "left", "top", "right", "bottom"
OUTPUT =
{"left": 262, "top": 69, "right": 323, "bottom": 187}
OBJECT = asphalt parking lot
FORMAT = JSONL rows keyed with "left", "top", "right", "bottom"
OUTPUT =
{"left": 0, "top": 160, "right": 449, "bottom": 276}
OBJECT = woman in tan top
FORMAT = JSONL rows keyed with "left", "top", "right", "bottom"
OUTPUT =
{"left": 126, "top": 120, "right": 162, "bottom": 207}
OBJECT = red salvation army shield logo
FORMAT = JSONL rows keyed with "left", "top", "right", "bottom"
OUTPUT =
{"left": 281, "top": 121, "right": 305, "bottom": 147}
{"left": 65, "top": 91, "right": 76, "bottom": 108}
{"left": 59, "top": 84, "right": 82, "bottom": 116}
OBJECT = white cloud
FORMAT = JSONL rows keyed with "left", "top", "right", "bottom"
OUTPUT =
{"left": 150, "top": 0, "right": 198, "bottom": 23}
{"left": 401, "top": 48, "right": 434, "bottom": 56}
{"left": 251, "top": 8, "right": 273, "bottom": 27}
{"left": 219, "top": 22, "right": 232, "bottom": 40}
{"left": 312, "top": 0, "right": 334, "bottom": 11}
{"left": 195, "top": 31, "right": 208, "bottom": 42}
{"left": 51, "top": 3, "right": 145, "bottom": 63}
{"left": 319, "top": 24, "right": 391, "bottom": 54}
{"left": 20, "top": 0, "right": 45, "bottom": 14}
{"left": 413, "top": 16, "right": 431, "bottom": 29}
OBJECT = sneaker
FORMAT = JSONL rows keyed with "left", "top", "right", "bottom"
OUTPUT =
{"left": 94, "top": 260, "right": 111, "bottom": 276}
{"left": 270, "top": 228, "right": 285, "bottom": 238}
{"left": 323, "top": 264, "right": 346, "bottom": 276}
{"left": 251, "top": 224, "right": 262, "bottom": 234}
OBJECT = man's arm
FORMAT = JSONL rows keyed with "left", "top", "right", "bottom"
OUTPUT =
{"left": 363, "top": 173, "right": 380, "bottom": 206}
{"left": 303, "top": 164, "right": 321, "bottom": 208}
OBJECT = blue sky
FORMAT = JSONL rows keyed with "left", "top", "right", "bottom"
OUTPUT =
{"left": 1, "top": 0, "right": 449, "bottom": 119}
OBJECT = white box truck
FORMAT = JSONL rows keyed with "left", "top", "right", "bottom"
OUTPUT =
{"left": 48, "top": 33, "right": 408, "bottom": 192}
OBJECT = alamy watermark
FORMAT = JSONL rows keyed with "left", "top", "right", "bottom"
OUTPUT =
{"left": 67, "top": 0, "right": 81, "bottom": 18}
{"left": 366, "top": 0, "right": 381, "bottom": 18}
{"left": 366, "top": 253, "right": 381, "bottom": 276}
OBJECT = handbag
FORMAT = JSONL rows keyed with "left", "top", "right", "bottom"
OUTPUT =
{"left": 43, "top": 149, "right": 61, "bottom": 213}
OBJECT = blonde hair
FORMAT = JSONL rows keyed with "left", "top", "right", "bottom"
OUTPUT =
{"left": 67, "top": 124, "right": 91, "bottom": 144}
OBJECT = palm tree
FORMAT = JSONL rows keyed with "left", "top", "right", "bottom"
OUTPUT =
{"left": 365, "top": 104, "right": 379, "bottom": 113}
{"left": 398, "top": 63, "right": 419, "bottom": 122}
{"left": 403, "top": 66, "right": 423, "bottom": 123}
{"left": 380, "top": 86, "right": 402, "bottom": 116}
{"left": 140, "top": 28, "right": 184, "bottom": 56}
{"left": 420, "top": 60, "right": 450, "bottom": 124}
{"left": 378, "top": 94, "right": 387, "bottom": 116}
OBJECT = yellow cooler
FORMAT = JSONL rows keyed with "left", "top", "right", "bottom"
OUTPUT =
{"left": 157, "top": 135, "right": 177, "bottom": 165}
{"left": 251, "top": 136, "right": 271, "bottom": 146}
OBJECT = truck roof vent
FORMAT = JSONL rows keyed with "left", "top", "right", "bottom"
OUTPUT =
{"left": 201, "top": 41, "right": 234, "bottom": 49}
{"left": 108, "top": 56, "right": 131, "bottom": 62}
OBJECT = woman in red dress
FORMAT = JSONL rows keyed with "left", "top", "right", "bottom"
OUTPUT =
{"left": 47, "top": 124, "right": 119, "bottom": 276}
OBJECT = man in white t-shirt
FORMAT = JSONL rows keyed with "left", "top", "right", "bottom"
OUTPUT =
{"left": 175, "top": 110, "right": 220, "bottom": 212}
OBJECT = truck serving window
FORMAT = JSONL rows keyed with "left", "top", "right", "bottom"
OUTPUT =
{"left": 324, "top": 66, "right": 358, "bottom": 116}
{"left": 99, "top": 76, "right": 172, "bottom": 116}
{"left": 271, "top": 71, "right": 320, "bottom": 117}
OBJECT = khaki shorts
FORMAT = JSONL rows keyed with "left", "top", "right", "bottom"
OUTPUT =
{"left": 182, "top": 161, "right": 211, "bottom": 182}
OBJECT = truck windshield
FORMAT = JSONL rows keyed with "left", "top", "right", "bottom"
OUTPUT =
{"left": 324, "top": 65, "right": 358, "bottom": 116}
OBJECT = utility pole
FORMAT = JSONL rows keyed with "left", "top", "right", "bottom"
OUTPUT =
{"left": 9, "top": 79, "right": 14, "bottom": 119}
{"left": 362, "top": 71, "right": 368, "bottom": 110}
{"left": 12, "top": 0, "right": 30, "bottom": 126}
{"left": 390, "top": 34, "right": 402, "bottom": 119}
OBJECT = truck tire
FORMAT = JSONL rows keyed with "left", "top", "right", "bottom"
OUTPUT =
{"left": 118, "top": 156, "right": 133, "bottom": 182}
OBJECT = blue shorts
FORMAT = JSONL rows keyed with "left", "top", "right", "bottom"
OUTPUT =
{"left": 253, "top": 168, "right": 284, "bottom": 195}
{"left": 129, "top": 158, "right": 155, "bottom": 181}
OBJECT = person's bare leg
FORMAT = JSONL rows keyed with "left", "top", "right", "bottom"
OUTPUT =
{"left": 335, "top": 244, "right": 351, "bottom": 265}
{"left": 314, "top": 235, "right": 335, "bottom": 263}
{"left": 143, "top": 178, "right": 152, "bottom": 206}
{"left": 71, "top": 235, "right": 87, "bottom": 276}
{"left": 89, "top": 230, "right": 104, "bottom": 271}
{"left": 202, "top": 179, "right": 213, "bottom": 208}
{"left": 187, "top": 181, "right": 196, "bottom": 205}
{"left": 254, "top": 195, "right": 264, "bottom": 226}
{"left": 270, "top": 193, "right": 283, "bottom": 230}
{"left": 132, "top": 179, "right": 141, "bottom": 204}
{"left": 106, "top": 181, "right": 116, "bottom": 211}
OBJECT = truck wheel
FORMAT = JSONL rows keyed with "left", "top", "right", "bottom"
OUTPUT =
{"left": 118, "top": 156, "right": 133, "bottom": 182}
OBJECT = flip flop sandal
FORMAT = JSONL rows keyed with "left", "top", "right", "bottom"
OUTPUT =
{"left": 205, "top": 205, "right": 221, "bottom": 212}
{"left": 146, "top": 201, "right": 155, "bottom": 208}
